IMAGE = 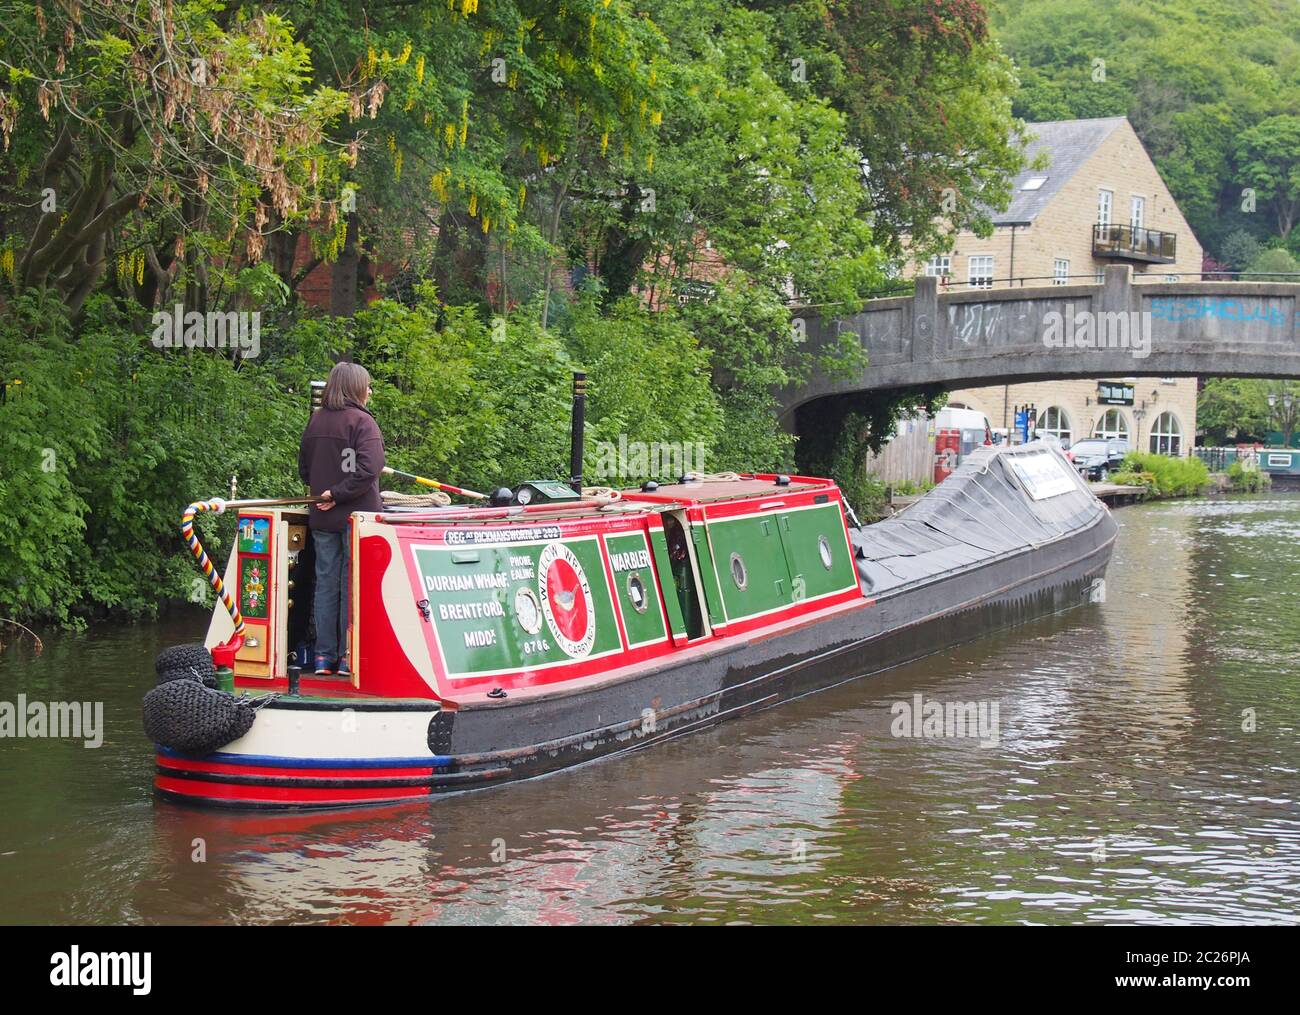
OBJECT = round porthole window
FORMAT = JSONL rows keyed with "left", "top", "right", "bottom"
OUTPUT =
{"left": 626, "top": 572, "right": 649, "bottom": 613}
{"left": 730, "top": 552, "right": 748, "bottom": 590}
{"left": 818, "top": 535, "right": 834, "bottom": 570}
{"left": 514, "top": 587, "right": 542, "bottom": 634}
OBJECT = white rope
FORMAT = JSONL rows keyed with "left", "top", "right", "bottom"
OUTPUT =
{"left": 381, "top": 489, "right": 452, "bottom": 507}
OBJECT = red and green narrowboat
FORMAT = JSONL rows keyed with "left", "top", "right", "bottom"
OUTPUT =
{"left": 145, "top": 395, "right": 1116, "bottom": 810}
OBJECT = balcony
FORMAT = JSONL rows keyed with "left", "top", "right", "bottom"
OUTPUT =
{"left": 1092, "top": 223, "right": 1177, "bottom": 264}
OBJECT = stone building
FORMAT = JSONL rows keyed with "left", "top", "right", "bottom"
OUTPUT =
{"left": 908, "top": 116, "right": 1204, "bottom": 455}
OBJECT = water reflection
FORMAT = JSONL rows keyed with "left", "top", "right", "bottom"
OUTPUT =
{"left": 1, "top": 497, "right": 1297, "bottom": 924}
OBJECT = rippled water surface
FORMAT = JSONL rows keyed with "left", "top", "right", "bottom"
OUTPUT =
{"left": 2, "top": 495, "right": 1298, "bottom": 924}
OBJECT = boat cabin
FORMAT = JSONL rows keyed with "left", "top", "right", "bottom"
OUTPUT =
{"left": 206, "top": 475, "right": 864, "bottom": 704}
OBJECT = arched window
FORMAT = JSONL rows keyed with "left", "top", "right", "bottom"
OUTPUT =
{"left": 1039, "top": 406, "right": 1071, "bottom": 444}
{"left": 1092, "top": 409, "right": 1130, "bottom": 442}
{"left": 1149, "top": 411, "right": 1181, "bottom": 455}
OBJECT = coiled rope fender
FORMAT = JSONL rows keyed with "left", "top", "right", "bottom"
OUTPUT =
{"left": 181, "top": 498, "right": 245, "bottom": 635}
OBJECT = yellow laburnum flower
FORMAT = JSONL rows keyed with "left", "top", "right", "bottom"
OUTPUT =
{"left": 415, "top": 54, "right": 426, "bottom": 84}
{"left": 600, "top": 130, "right": 609, "bottom": 156}
{"left": 468, "top": 193, "right": 478, "bottom": 216}
{"left": 398, "top": 41, "right": 412, "bottom": 65}
{"left": 444, "top": 124, "right": 455, "bottom": 147}
{"left": 518, "top": 184, "right": 526, "bottom": 209}
{"left": 136, "top": 251, "right": 145, "bottom": 286}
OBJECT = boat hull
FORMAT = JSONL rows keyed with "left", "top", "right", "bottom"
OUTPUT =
{"left": 155, "top": 506, "right": 1116, "bottom": 810}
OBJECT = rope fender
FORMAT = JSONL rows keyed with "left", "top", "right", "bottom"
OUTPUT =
{"left": 181, "top": 498, "right": 245, "bottom": 636}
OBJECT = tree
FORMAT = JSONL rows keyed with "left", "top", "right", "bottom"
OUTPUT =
{"left": 0, "top": 1, "right": 347, "bottom": 316}
{"left": 1243, "top": 247, "right": 1299, "bottom": 281}
{"left": 1236, "top": 115, "right": 1300, "bottom": 240}
{"left": 759, "top": 0, "right": 1029, "bottom": 260}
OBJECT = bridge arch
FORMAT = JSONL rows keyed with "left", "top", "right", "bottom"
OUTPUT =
{"left": 779, "top": 266, "right": 1300, "bottom": 434}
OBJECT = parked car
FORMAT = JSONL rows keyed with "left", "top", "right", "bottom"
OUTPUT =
{"left": 1069, "top": 438, "right": 1130, "bottom": 481}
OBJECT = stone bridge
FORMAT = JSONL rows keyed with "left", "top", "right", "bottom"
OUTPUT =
{"left": 779, "top": 265, "right": 1300, "bottom": 427}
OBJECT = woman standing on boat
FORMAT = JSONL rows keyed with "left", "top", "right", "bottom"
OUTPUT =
{"left": 298, "top": 362, "right": 386, "bottom": 676}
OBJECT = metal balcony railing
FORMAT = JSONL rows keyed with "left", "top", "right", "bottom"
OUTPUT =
{"left": 1092, "top": 223, "right": 1177, "bottom": 264}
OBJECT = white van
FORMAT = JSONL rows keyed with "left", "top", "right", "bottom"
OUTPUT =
{"left": 935, "top": 407, "right": 994, "bottom": 457}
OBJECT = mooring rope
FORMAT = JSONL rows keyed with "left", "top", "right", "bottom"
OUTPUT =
{"left": 381, "top": 489, "right": 452, "bottom": 507}
{"left": 181, "top": 498, "right": 245, "bottom": 635}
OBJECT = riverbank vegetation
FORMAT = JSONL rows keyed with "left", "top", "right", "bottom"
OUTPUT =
{"left": 0, "top": 1, "right": 1026, "bottom": 626}
{"left": 1111, "top": 452, "right": 1210, "bottom": 499}
{"left": 1226, "top": 460, "right": 1273, "bottom": 493}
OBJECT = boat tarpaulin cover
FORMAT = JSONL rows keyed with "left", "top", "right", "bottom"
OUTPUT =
{"left": 848, "top": 442, "right": 1105, "bottom": 595}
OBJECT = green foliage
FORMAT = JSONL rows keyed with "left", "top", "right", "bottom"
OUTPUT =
{"left": 1243, "top": 247, "right": 1300, "bottom": 280}
{"left": 1199, "top": 378, "right": 1300, "bottom": 444}
{"left": 0, "top": 280, "right": 746, "bottom": 624}
{"left": 1107, "top": 470, "right": 1156, "bottom": 499}
{"left": 993, "top": 0, "right": 1300, "bottom": 256}
{"left": 1120, "top": 452, "right": 1209, "bottom": 496}
{"left": 1227, "top": 460, "right": 1271, "bottom": 492}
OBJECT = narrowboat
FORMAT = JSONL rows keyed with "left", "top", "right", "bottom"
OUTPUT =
{"left": 146, "top": 409, "right": 1116, "bottom": 810}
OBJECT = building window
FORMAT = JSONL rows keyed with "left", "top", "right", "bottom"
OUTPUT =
{"left": 1039, "top": 406, "right": 1072, "bottom": 444}
{"left": 1093, "top": 408, "right": 1130, "bottom": 443}
{"left": 1130, "top": 195, "right": 1145, "bottom": 230}
{"left": 968, "top": 255, "right": 994, "bottom": 289}
{"left": 924, "top": 255, "right": 951, "bottom": 279}
{"left": 1053, "top": 259, "right": 1070, "bottom": 285}
{"left": 1098, "top": 189, "right": 1113, "bottom": 225}
{"left": 1149, "top": 411, "right": 1182, "bottom": 456}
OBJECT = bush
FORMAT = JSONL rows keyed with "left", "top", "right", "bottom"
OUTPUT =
{"left": 0, "top": 284, "right": 765, "bottom": 626}
{"left": 1120, "top": 452, "right": 1209, "bottom": 497}
{"left": 1107, "top": 470, "right": 1157, "bottom": 498}
{"left": 1227, "top": 460, "right": 1271, "bottom": 492}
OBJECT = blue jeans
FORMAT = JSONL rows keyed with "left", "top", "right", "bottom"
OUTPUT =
{"left": 312, "top": 529, "right": 351, "bottom": 664}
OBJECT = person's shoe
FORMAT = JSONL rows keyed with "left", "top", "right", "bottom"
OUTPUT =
{"left": 314, "top": 655, "right": 336, "bottom": 676}
{"left": 337, "top": 659, "right": 352, "bottom": 677}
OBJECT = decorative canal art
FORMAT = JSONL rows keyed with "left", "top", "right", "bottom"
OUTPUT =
{"left": 408, "top": 534, "right": 630, "bottom": 680}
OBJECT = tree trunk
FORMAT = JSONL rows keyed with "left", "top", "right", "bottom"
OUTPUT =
{"left": 330, "top": 213, "right": 360, "bottom": 317}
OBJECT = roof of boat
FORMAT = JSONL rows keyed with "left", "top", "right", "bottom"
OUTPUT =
{"left": 625, "top": 475, "right": 830, "bottom": 505}
{"left": 371, "top": 474, "right": 837, "bottom": 525}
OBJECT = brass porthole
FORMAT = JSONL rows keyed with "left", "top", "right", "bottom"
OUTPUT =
{"left": 818, "top": 535, "right": 834, "bottom": 571}
{"left": 626, "top": 571, "right": 649, "bottom": 613}
{"left": 730, "top": 552, "right": 748, "bottom": 590}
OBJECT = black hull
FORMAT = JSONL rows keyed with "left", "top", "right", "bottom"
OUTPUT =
{"left": 432, "top": 511, "right": 1115, "bottom": 793}
{"left": 156, "top": 443, "right": 1117, "bottom": 810}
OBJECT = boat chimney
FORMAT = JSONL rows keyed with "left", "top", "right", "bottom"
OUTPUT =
{"left": 569, "top": 370, "right": 587, "bottom": 494}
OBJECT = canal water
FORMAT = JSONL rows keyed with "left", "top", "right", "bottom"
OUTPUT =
{"left": 2, "top": 496, "right": 1298, "bottom": 925}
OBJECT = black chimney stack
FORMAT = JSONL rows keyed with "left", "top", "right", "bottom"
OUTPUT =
{"left": 569, "top": 370, "right": 587, "bottom": 494}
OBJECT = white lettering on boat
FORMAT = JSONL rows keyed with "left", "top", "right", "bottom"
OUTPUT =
{"left": 609, "top": 548, "right": 651, "bottom": 572}
{"left": 438, "top": 601, "right": 506, "bottom": 621}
